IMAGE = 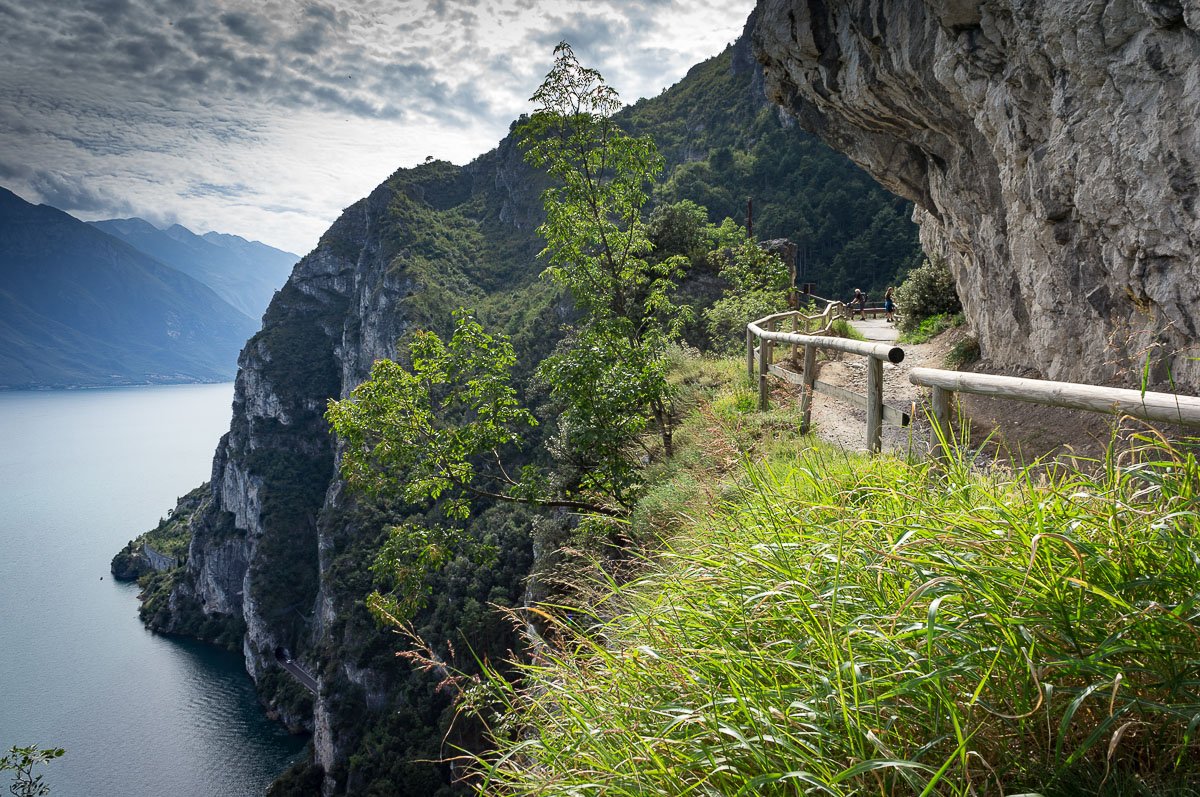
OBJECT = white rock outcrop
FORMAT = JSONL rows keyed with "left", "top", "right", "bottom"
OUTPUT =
{"left": 754, "top": 0, "right": 1200, "bottom": 390}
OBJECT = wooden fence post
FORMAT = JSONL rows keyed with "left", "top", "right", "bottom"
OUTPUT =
{"left": 866, "top": 357, "right": 883, "bottom": 453}
{"left": 765, "top": 317, "right": 776, "bottom": 366}
{"left": 790, "top": 312, "right": 799, "bottom": 362}
{"left": 929, "top": 385, "right": 952, "bottom": 463}
{"left": 800, "top": 343, "right": 816, "bottom": 434}
{"left": 746, "top": 328, "right": 755, "bottom": 380}
{"left": 758, "top": 332, "right": 770, "bottom": 411}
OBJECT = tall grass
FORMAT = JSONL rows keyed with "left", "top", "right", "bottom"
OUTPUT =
{"left": 467, "top": 433, "right": 1200, "bottom": 796}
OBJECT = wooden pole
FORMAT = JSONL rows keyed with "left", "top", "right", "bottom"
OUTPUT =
{"left": 800, "top": 343, "right": 816, "bottom": 434}
{"left": 930, "top": 385, "right": 953, "bottom": 463}
{"left": 866, "top": 357, "right": 883, "bottom": 453}
{"left": 764, "top": 317, "right": 775, "bottom": 366}
{"left": 758, "top": 331, "right": 769, "bottom": 411}
{"left": 746, "top": 328, "right": 755, "bottom": 380}
{"left": 790, "top": 312, "right": 799, "bottom": 362}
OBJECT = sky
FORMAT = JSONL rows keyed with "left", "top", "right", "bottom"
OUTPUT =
{"left": 0, "top": 0, "right": 757, "bottom": 255}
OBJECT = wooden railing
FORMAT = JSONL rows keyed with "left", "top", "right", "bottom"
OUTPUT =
{"left": 746, "top": 306, "right": 904, "bottom": 452}
{"left": 909, "top": 367, "right": 1200, "bottom": 461}
{"left": 744, "top": 303, "right": 843, "bottom": 376}
{"left": 843, "top": 302, "right": 891, "bottom": 319}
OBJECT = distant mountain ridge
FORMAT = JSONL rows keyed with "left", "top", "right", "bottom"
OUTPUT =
{"left": 90, "top": 217, "right": 297, "bottom": 319}
{"left": 0, "top": 187, "right": 260, "bottom": 389}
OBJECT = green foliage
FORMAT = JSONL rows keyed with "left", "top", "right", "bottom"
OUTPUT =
{"left": 519, "top": 42, "right": 689, "bottom": 464}
{"left": 898, "top": 311, "right": 964, "bottom": 344}
{"left": 945, "top": 334, "right": 982, "bottom": 370}
{"left": 245, "top": 447, "right": 330, "bottom": 645}
{"left": 255, "top": 669, "right": 314, "bottom": 729}
{"left": 469, "top": 417, "right": 1200, "bottom": 796}
{"left": 255, "top": 280, "right": 345, "bottom": 404}
{"left": 309, "top": 499, "right": 533, "bottom": 797}
{"left": 646, "top": 199, "right": 710, "bottom": 264}
{"left": 624, "top": 48, "right": 923, "bottom": 299}
{"left": 702, "top": 290, "right": 785, "bottom": 354}
{"left": 138, "top": 495, "right": 200, "bottom": 559}
{"left": 342, "top": 706, "right": 460, "bottom": 797}
{"left": 2, "top": 746, "right": 63, "bottom": 797}
{"left": 711, "top": 237, "right": 790, "bottom": 294}
{"left": 895, "top": 257, "right": 963, "bottom": 333}
{"left": 537, "top": 327, "right": 669, "bottom": 508}
{"left": 267, "top": 757, "right": 325, "bottom": 797}
{"left": 829, "top": 316, "right": 867, "bottom": 341}
{"left": 327, "top": 311, "right": 537, "bottom": 521}
{"left": 366, "top": 522, "right": 496, "bottom": 626}
{"left": 703, "top": 238, "right": 792, "bottom": 352}
{"left": 520, "top": 43, "right": 689, "bottom": 335}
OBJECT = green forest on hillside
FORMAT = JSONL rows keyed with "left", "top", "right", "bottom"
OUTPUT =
{"left": 625, "top": 48, "right": 922, "bottom": 301}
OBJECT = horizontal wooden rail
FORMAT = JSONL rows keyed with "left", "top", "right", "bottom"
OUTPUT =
{"left": 750, "top": 327, "right": 904, "bottom": 364}
{"left": 747, "top": 305, "right": 905, "bottom": 452}
{"left": 909, "top": 367, "right": 1200, "bottom": 460}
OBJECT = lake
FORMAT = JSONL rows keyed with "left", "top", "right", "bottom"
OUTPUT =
{"left": 0, "top": 384, "right": 305, "bottom": 796}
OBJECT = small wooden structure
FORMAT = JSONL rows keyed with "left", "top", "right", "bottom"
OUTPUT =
{"left": 747, "top": 306, "right": 904, "bottom": 453}
{"left": 909, "top": 367, "right": 1200, "bottom": 461}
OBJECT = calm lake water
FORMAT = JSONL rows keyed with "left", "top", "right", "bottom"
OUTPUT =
{"left": 0, "top": 384, "right": 305, "bottom": 796}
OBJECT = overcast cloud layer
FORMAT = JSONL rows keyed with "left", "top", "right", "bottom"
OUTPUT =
{"left": 0, "top": 0, "right": 755, "bottom": 253}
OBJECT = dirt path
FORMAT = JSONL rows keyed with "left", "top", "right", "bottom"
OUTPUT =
{"left": 781, "top": 319, "right": 936, "bottom": 456}
{"left": 770, "top": 321, "right": 1172, "bottom": 465}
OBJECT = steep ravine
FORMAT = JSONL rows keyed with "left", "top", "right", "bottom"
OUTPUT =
{"left": 753, "top": 0, "right": 1200, "bottom": 391}
{"left": 138, "top": 135, "right": 549, "bottom": 793}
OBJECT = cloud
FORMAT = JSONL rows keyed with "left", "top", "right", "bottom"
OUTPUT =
{"left": 2, "top": 0, "right": 756, "bottom": 252}
{"left": 26, "top": 170, "right": 138, "bottom": 217}
{"left": 219, "top": 10, "right": 267, "bottom": 44}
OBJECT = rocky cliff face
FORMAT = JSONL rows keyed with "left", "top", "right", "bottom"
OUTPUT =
{"left": 144, "top": 135, "right": 548, "bottom": 793}
{"left": 753, "top": 0, "right": 1200, "bottom": 390}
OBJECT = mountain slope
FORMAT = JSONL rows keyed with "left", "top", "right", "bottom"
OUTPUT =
{"left": 128, "top": 22, "right": 925, "bottom": 797}
{"left": 0, "top": 187, "right": 259, "bottom": 388}
{"left": 90, "top": 217, "right": 297, "bottom": 319}
{"left": 624, "top": 29, "right": 922, "bottom": 298}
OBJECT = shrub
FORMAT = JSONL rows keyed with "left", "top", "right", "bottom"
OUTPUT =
{"left": 703, "top": 240, "right": 791, "bottom": 353}
{"left": 702, "top": 289, "right": 788, "bottom": 354}
{"left": 895, "top": 257, "right": 962, "bottom": 332}
{"left": 945, "top": 334, "right": 981, "bottom": 369}
{"left": 898, "top": 311, "right": 963, "bottom": 344}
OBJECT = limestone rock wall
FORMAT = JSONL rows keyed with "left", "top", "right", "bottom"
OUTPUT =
{"left": 753, "top": 0, "right": 1200, "bottom": 390}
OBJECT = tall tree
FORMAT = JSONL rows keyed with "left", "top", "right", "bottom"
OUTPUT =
{"left": 520, "top": 42, "right": 691, "bottom": 461}
{"left": 325, "top": 47, "right": 697, "bottom": 629}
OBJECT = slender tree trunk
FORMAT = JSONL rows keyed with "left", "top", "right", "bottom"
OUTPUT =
{"left": 651, "top": 398, "right": 673, "bottom": 458}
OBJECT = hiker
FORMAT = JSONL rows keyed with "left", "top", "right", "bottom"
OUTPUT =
{"left": 884, "top": 286, "right": 896, "bottom": 323}
{"left": 852, "top": 288, "right": 866, "bottom": 320}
